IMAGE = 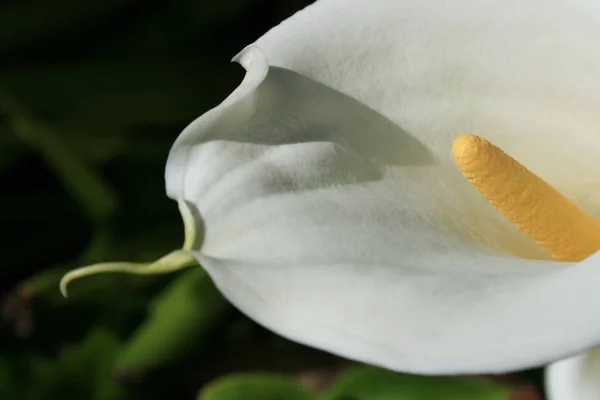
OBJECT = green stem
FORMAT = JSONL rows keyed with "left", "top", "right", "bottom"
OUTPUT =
{"left": 59, "top": 250, "right": 198, "bottom": 297}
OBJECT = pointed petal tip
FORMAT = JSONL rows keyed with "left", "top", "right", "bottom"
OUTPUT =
{"left": 230, "top": 45, "right": 268, "bottom": 71}
{"left": 231, "top": 48, "right": 246, "bottom": 63}
{"left": 231, "top": 45, "right": 254, "bottom": 63}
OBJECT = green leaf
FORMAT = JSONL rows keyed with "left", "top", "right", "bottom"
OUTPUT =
{"left": 21, "top": 328, "right": 127, "bottom": 400}
{"left": 50, "top": 126, "right": 127, "bottom": 164}
{"left": 328, "top": 367, "right": 510, "bottom": 400}
{"left": 114, "top": 267, "right": 231, "bottom": 373}
{"left": 199, "top": 373, "right": 321, "bottom": 400}
{"left": 1, "top": 91, "right": 118, "bottom": 224}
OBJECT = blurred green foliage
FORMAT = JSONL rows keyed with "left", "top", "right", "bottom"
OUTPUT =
{"left": 198, "top": 367, "right": 519, "bottom": 400}
{"left": 0, "top": 0, "right": 544, "bottom": 398}
{"left": 327, "top": 367, "right": 510, "bottom": 400}
{"left": 199, "top": 374, "right": 320, "bottom": 400}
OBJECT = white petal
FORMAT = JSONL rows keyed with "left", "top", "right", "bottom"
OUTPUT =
{"left": 196, "top": 252, "right": 600, "bottom": 375}
{"left": 165, "top": 0, "right": 600, "bottom": 374}
{"left": 255, "top": 0, "right": 600, "bottom": 207}
{"left": 546, "top": 348, "right": 600, "bottom": 400}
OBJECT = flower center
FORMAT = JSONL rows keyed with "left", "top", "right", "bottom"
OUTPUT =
{"left": 452, "top": 134, "right": 600, "bottom": 262}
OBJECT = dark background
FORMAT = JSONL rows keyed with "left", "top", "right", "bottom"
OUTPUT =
{"left": 0, "top": 0, "right": 544, "bottom": 398}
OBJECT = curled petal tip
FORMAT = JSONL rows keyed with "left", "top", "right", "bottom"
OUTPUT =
{"left": 231, "top": 45, "right": 257, "bottom": 63}
{"left": 230, "top": 45, "right": 268, "bottom": 71}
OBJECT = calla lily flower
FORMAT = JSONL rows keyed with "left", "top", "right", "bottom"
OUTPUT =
{"left": 61, "top": 0, "right": 600, "bottom": 398}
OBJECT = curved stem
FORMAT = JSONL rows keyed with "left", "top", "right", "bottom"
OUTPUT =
{"left": 178, "top": 200, "right": 197, "bottom": 250}
{"left": 59, "top": 250, "right": 198, "bottom": 297}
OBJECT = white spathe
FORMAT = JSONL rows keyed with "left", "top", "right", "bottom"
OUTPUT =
{"left": 546, "top": 348, "right": 600, "bottom": 400}
{"left": 165, "top": 0, "right": 600, "bottom": 391}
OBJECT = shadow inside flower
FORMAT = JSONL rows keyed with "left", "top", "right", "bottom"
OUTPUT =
{"left": 202, "top": 66, "right": 434, "bottom": 170}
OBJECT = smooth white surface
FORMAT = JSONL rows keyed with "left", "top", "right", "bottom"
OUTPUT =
{"left": 165, "top": 0, "right": 600, "bottom": 375}
{"left": 546, "top": 348, "right": 600, "bottom": 400}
